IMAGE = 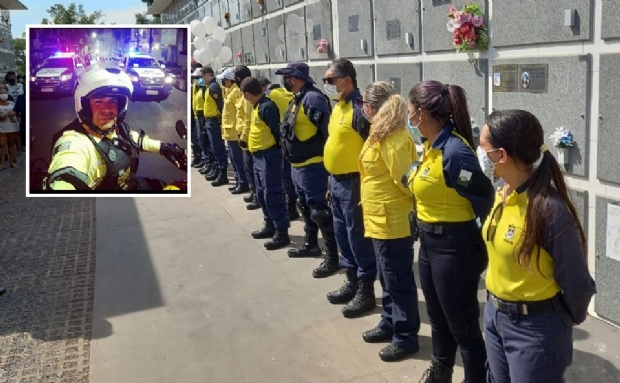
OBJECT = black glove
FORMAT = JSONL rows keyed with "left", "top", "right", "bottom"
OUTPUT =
{"left": 160, "top": 143, "right": 187, "bottom": 171}
{"left": 239, "top": 140, "right": 248, "bottom": 149}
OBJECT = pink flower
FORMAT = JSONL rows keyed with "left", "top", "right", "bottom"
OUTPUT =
{"left": 453, "top": 35, "right": 463, "bottom": 46}
{"left": 459, "top": 13, "right": 473, "bottom": 25}
{"left": 448, "top": 5, "right": 458, "bottom": 15}
{"left": 471, "top": 15, "right": 484, "bottom": 28}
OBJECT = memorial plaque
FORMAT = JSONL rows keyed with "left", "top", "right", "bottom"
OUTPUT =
{"left": 386, "top": 19, "right": 401, "bottom": 40}
{"left": 349, "top": 15, "right": 359, "bottom": 32}
{"left": 389, "top": 77, "right": 401, "bottom": 94}
{"left": 313, "top": 24, "right": 322, "bottom": 41}
{"left": 518, "top": 64, "right": 549, "bottom": 93}
{"left": 492, "top": 64, "right": 519, "bottom": 93}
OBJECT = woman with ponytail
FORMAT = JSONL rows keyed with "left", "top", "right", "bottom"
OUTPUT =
{"left": 405, "top": 81, "right": 494, "bottom": 383}
{"left": 479, "top": 109, "right": 596, "bottom": 383}
{"left": 357, "top": 81, "right": 421, "bottom": 362}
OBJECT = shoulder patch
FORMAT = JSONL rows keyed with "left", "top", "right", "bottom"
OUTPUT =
{"left": 456, "top": 169, "right": 473, "bottom": 188}
{"left": 54, "top": 141, "right": 71, "bottom": 155}
{"left": 310, "top": 110, "right": 323, "bottom": 124}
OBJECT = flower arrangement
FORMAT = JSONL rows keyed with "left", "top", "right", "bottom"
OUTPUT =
{"left": 549, "top": 127, "right": 575, "bottom": 148}
{"left": 316, "top": 39, "right": 329, "bottom": 54}
{"left": 447, "top": 3, "right": 489, "bottom": 52}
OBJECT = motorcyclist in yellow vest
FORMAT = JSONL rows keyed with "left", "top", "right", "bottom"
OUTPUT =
{"left": 273, "top": 62, "right": 340, "bottom": 280}
{"left": 44, "top": 68, "right": 186, "bottom": 191}
{"left": 234, "top": 65, "right": 260, "bottom": 210}
{"left": 201, "top": 66, "right": 228, "bottom": 187}
{"left": 192, "top": 65, "right": 215, "bottom": 177}
{"left": 240, "top": 76, "right": 290, "bottom": 250}
{"left": 321, "top": 59, "right": 377, "bottom": 315}
{"left": 257, "top": 76, "right": 300, "bottom": 222}
{"left": 218, "top": 67, "right": 249, "bottom": 194}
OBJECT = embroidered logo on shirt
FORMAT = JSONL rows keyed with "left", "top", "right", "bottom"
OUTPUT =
{"left": 456, "top": 169, "right": 473, "bottom": 187}
{"left": 505, "top": 224, "right": 516, "bottom": 240}
{"left": 421, "top": 167, "right": 430, "bottom": 177}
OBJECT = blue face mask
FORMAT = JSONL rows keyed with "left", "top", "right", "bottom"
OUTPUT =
{"left": 408, "top": 120, "right": 422, "bottom": 141}
{"left": 198, "top": 78, "right": 206, "bottom": 87}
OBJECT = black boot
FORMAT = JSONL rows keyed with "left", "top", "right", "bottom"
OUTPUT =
{"left": 211, "top": 170, "right": 229, "bottom": 186}
{"left": 231, "top": 184, "right": 250, "bottom": 195}
{"left": 244, "top": 194, "right": 255, "bottom": 203}
{"left": 251, "top": 222, "right": 276, "bottom": 239}
{"left": 326, "top": 268, "right": 357, "bottom": 303}
{"left": 362, "top": 327, "right": 393, "bottom": 343}
{"left": 0, "top": 286, "right": 5, "bottom": 295}
{"left": 312, "top": 232, "right": 341, "bottom": 278}
{"left": 342, "top": 280, "right": 376, "bottom": 318}
{"left": 228, "top": 183, "right": 239, "bottom": 191}
{"left": 191, "top": 158, "right": 203, "bottom": 167}
{"left": 198, "top": 164, "right": 213, "bottom": 174}
{"left": 288, "top": 201, "right": 300, "bottom": 221}
{"left": 379, "top": 343, "right": 419, "bottom": 362}
{"left": 205, "top": 167, "right": 219, "bottom": 181}
{"left": 246, "top": 201, "right": 261, "bottom": 210}
{"left": 264, "top": 228, "right": 291, "bottom": 250}
{"left": 288, "top": 230, "right": 322, "bottom": 258}
{"left": 419, "top": 361, "right": 454, "bottom": 383}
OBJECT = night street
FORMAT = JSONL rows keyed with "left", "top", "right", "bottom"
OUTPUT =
{"left": 29, "top": 62, "right": 189, "bottom": 189}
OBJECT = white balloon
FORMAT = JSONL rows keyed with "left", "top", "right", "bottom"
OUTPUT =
{"left": 207, "top": 38, "right": 222, "bottom": 56}
{"left": 190, "top": 20, "right": 200, "bottom": 29}
{"left": 199, "top": 49, "right": 213, "bottom": 66}
{"left": 193, "top": 36, "right": 206, "bottom": 49}
{"left": 212, "top": 57, "right": 221, "bottom": 72}
{"left": 203, "top": 16, "right": 217, "bottom": 34}
{"left": 212, "top": 27, "right": 226, "bottom": 42}
{"left": 218, "top": 45, "right": 232, "bottom": 63}
{"left": 193, "top": 49, "right": 202, "bottom": 61}
{"left": 192, "top": 22, "right": 207, "bottom": 38}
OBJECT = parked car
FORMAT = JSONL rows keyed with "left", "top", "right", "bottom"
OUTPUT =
{"left": 30, "top": 52, "right": 86, "bottom": 98}
{"left": 160, "top": 61, "right": 187, "bottom": 92}
{"left": 119, "top": 53, "right": 173, "bottom": 102}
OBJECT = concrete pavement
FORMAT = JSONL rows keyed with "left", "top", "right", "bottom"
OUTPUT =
{"left": 88, "top": 168, "right": 620, "bottom": 383}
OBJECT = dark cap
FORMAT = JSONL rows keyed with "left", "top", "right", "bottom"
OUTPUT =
{"left": 200, "top": 66, "right": 214, "bottom": 76}
{"left": 275, "top": 61, "right": 314, "bottom": 84}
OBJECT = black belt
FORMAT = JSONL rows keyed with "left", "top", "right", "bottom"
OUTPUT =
{"left": 416, "top": 219, "right": 477, "bottom": 234}
{"left": 488, "top": 292, "right": 557, "bottom": 316}
{"left": 332, "top": 172, "right": 359, "bottom": 181}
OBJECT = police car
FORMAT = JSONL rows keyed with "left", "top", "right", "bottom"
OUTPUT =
{"left": 30, "top": 52, "right": 86, "bottom": 97}
{"left": 119, "top": 53, "right": 173, "bottom": 101}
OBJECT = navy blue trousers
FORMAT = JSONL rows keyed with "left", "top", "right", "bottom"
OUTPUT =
{"left": 227, "top": 140, "right": 248, "bottom": 186}
{"left": 375, "top": 236, "right": 421, "bottom": 350}
{"left": 205, "top": 117, "right": 228, "bottom": 171}
{"left": 419, "top": 227, "right": 488, "bottom": 383}
{"left": 244, "top": 150, "right": 255, "bottom": 193}
{"left": 190, "top": 113, "right": 198, "bottom": 146}
{"left": 282, "top": 157, "right": 297, "bottom": 204}
{"left": 253, "top": 147, "right": 289, "bottom": 229}
{"left": 291, "top": 162, "right": 329, "bottom": 232}
{"left": 196, "top": 115, "right": 213, "bottom": 165}
{"left": 484, "top": 298, "right": 573, "bottom": 383}
{"left": 329, "top": 175, "right": 376, "bottom": 281}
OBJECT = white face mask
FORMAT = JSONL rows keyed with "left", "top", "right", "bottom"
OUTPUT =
{"left": 323, "top": 84, "right": 341, "bottom": 100}
{"left": 477, "top": 146, "right": 499, "bottom": 182}
{"left": 0, "top": 94, "right": 8, "bottom": 100}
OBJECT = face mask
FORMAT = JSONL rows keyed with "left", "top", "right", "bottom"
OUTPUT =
{"left": 0, "top": 94, "right": 8, "bottom": 100}
{"left": 282, "top": 78, "right": 293, "bottom": 92}
{"left": 477, "top": 146, "right": 499, "bottom": 182}
{"left": 323, "top": 84, "right": 341, "bottom": 100}
{"left": 198, "top": 78, "right": 206, "bottom": 87}
{"left": 7, "top": 79, "right": 15, "bottom": 85}
{"left": 408, "top": 120, "right": 422, "bottom": 140}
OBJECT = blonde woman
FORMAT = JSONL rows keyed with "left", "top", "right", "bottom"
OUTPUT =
{"left": 358, "top": 81, "right": 421, "bottom": 362}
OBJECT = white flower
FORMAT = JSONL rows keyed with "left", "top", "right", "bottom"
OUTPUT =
{"left": 447, "top": 19, "right": 460, "bottom": 33}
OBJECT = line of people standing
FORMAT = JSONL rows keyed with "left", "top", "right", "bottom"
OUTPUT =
{"left": 190, "top": 58, "right": 597, "bottom": 383}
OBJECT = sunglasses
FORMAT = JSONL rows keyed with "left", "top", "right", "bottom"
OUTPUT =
{"left": 322, "top": 76, "right": 341, "bottom": 85}
{"left": 355, "top": 97, "right": 367, "bottom": 109}
{"left": 485, "top": 202, "right": 505, "bottom": 242}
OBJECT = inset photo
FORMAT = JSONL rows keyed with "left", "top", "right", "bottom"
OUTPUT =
{"left": 27, "top": 25, "right": 191, "bottom": 196}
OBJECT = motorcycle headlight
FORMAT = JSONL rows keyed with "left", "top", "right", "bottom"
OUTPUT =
{"left": 30, "top": 76, "right": 36, "bottom": 82}
{"left": 130, "top": 75, "right": 139, "bottom": 82}
{"left": 165, "top": 76, "right": 173, "bottom": 84}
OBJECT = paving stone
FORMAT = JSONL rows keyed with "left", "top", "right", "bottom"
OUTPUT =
{"left": 0, "top": 168, "right": 96, "bottom": 383}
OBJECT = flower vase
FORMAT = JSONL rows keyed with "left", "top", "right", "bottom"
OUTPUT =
{"left": 557, "top": 147, "right": 570, "bottom": 165}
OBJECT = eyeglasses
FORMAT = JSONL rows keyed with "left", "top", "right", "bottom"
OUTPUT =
{"left": 485, "top": 202, "right": 505, "bottom": 242}
{"left": 322, "top": 76, "right": 341, "bottom": 85}
{"left": 355, "top": 98, "right": 367, "bottom": 108}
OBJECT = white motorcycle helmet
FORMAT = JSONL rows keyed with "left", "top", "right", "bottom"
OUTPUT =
{"left": 74, "top": 67, "right": 134, "bottom": 131}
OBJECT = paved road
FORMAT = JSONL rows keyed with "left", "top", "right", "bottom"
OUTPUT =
{"left": 29, "top": 63, "right": 189, "bottom": 188}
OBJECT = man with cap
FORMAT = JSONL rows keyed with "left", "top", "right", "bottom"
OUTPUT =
{"left": 257, "top": 76, "right": 300, "bottom": 222}
{"left": 201, "top": 66, "right": 228, "bottom": 187}
{"left": 236, "top": 65, "right": 261, "bottom": 210}
{"left": 275, "top": 61, "right": 340, "bottom": 279}
{"left": 218, "top": 67, "right": 249, "bottom": 194}
{"left": 191, "top": 65, "right": 215, "bottom": 175}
